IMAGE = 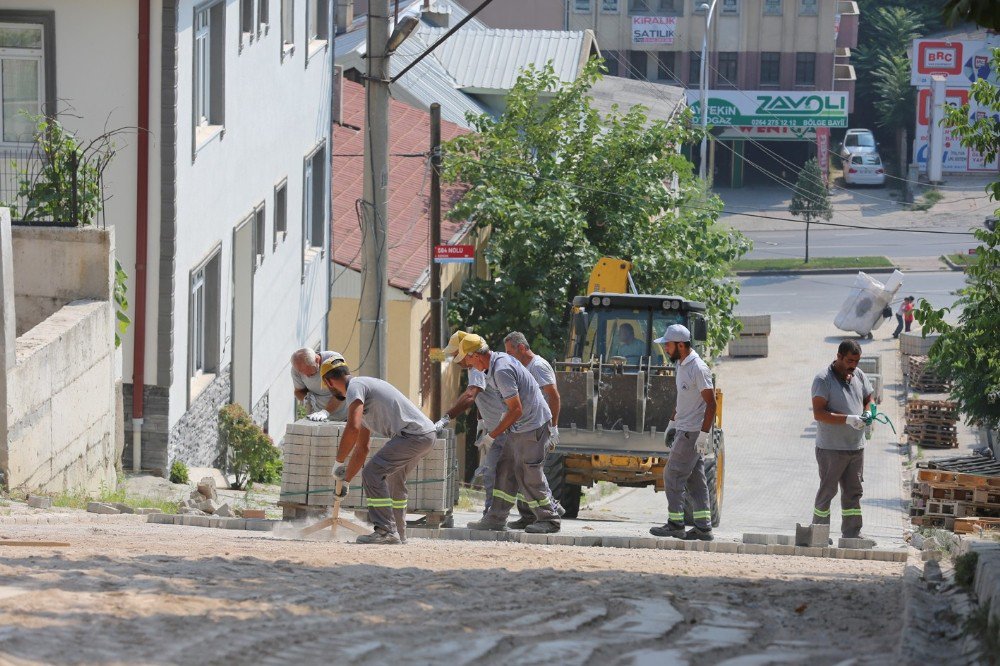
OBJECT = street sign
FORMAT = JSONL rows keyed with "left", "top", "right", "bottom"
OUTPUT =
{"left": 685, "top": 90, "right": 848, "bottom": 127}
{"left": 911, "top": 37, "right": 1000, "bottom": 87}
{"left": 816, "top": 127, "right": 830, "bottom": 183}
{"left": 433, "top": 244, "right": 475, "bottom": 263}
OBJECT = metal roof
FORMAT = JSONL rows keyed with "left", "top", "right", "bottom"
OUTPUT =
{"left": 420, "top": 27, "right": 592, "bottom": 92}
{"left": 588, "top": 76, "right": 686, "bottom": 124}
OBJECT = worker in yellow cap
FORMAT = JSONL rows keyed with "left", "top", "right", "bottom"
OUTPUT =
{"left": 320, "top": 357, "right": 436, "bottom": 545}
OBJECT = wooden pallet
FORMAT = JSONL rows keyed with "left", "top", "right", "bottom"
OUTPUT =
{"left": 954, "top": 517, "right": 1000, "bottom": 534}
{"left": 911, "top": 515, "right": 955, "bottom": 530}
{"left": 917, "top": 469, "right": 1000, "bottom": 488}
{"left": 905, "top": 399, "right": 959, "bottom": 419}
{"left": 918, "top": 456, "right": 1000, "bottom": 477}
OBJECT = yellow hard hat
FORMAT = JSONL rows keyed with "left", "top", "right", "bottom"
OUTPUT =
{"left": 442, "top": 330, "right": 468, "bottom": 358}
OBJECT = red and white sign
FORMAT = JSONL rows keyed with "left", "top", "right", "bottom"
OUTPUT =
{"left": 917, "top": 41, "right": 962, "bottom": 75}
{"left": 816, "top": 127, "right": 830, "bottom": 183}
{"left": 911, "top": 36, "right": 1000, "bottom": 86}
{"left": 916, "top": 87, "right": 968, "bottom": 127}
{"left": 433, "top": 244, "right": 475, "bottom": 264}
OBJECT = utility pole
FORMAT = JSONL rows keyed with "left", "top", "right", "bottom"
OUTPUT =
{"left": 359, "top": 0, "right": 391, "bottom": 379}
{"left": 429, "top": 102, "right": 442, "bottom": 420}
{"left": 698, "top": 0, "right": 718, "bottom": 183}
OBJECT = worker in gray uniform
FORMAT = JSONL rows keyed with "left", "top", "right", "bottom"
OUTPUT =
{"left": 810, "top": 339, "right": 873, "bottom": 539}
{"left": 504, "top": 331, "right": 563, "bottom": 529}
{"left": 650, "top": 324, "right": 717, "bottom": 541}
{"left": 456, "top": 334, "right": 561, "bottom": 534}
{"left": 291, "top": 348, "right": 347, "bottom": 421}
{"left": 321, "top": 357, "right": 437, "bottom": 545}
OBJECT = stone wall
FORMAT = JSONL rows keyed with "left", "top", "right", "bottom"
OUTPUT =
{"left": 167, "top": 369, "right": 231, "bottom": 470}
{"left": 251, "top": 392, "right": 269, "bottom": 432}
{"left": 121, "top": 384, "right": 170, "bottom": 475}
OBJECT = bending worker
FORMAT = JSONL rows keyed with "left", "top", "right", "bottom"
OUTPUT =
{"left": 810, "top": 339, "right": 873, "bottom": 540}
{"left": 321, "top": 357, "right": 436, "bottom": 545}
{"left": 650, "top": 324, "right": 717, "bottom": 542}
{"left": 291, "top": 348, "right": 347, "bottom": 421}
{"left": 457, "top": 334, "right": 561, "bottom": 534}
{"left": 504, "top": 331, "right": 563, "bottom": 529}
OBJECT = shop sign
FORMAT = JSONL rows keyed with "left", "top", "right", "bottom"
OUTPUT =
{"left": 632, "top": 16, "right": 676, "bottom": 45}
{"left": 686, "top": 90, "right": 848, "bottom": 127}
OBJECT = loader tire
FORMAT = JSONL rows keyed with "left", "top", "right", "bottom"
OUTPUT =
{"left": 544, "top": 453, "right": 581, "bottom": 519}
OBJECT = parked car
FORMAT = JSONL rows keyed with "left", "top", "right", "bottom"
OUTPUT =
{"left": 843, "top": 153, "right": 886, "bottom": 187}
{"left": 839, "top": 129, "right": 878, "bottom": 165}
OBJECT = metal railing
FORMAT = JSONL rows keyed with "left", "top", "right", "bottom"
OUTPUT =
{"left": 0, "top": 144, "right": 107, "bottom": 227}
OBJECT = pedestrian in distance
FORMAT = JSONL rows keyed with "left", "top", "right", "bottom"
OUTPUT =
{"left": 650, "top": 324, "right": 717, "bottom": 541}
{"left": 321, "top": 357, "right": 437, "bottom": 545}
{"left": 455, "top": 333, "right": 562, "bottom": 534}
{"left": 291, "top": 348, "right": 348, "bottom": 421}
{"left": 809, "top": 339, "right": 874, "bottom": 540}
{"left": 891, "top": 296, "right": 915, "bottom": 339}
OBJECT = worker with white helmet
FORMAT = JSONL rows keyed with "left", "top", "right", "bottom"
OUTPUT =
{"left": 290, "top": 347, "right": 348, "bottom": 421}
{"left": 650, "top": 324, "right": 717, "bottom": 541}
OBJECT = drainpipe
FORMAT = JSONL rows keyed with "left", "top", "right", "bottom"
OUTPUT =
{"left": 131, "top": 0, "right": 152, "bottom": 472}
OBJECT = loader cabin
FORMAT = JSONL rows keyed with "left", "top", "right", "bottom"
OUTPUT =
{"left": 565, "top": 293, "right": 708, "bottom": 369}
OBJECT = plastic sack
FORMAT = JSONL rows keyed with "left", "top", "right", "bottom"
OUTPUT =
{"left": 834, "top": 270, "right": 904, "bottom": 336}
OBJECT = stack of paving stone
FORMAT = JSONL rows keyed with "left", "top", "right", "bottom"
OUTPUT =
{"left": 906, "top": 355, "right": 951, "bottom": 392}
{"left": 728, "top": 314, "right": 770, "bottom": 358}
{"left": 910, "top": 456, "right": 1000, "bottom": 531}
{"left": 904, "top": 399, "right": 959, "bottom": 449}
{"left": 899, "top": 331, "right": 938, "bottom": 356}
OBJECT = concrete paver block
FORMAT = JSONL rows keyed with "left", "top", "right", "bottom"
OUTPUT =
{"left": 683, "top": 541, "right": 707, "bottom": 552}
{"left": 468, "top": 530, "right": 500, "bottom": 542}
{"left": 245, "top": 519, "right": 276, "bottom": 532}
{"left": 573, "top": 536, "right": 603, "bottom": 547}
{"left": 110, "top": 503, "right": 135, "bottom": 514}
{"left": 656, "top": 538, "right": 685, "bottom": 550}
{"left": 794, "top": 546, "right": 825, "bottom": 558}
{"left": 547, "top": 535, "right": 576, "bottom": 546}
{"left": 742, "top": 533, "right": 795, "bottom": 546}
{"left": 631, "top": 537, "right": 659, "bottom": 549}
{"left": 740, "top": 544, "right": 768, "bottom": 555}
{"left": 603, "top": 536, "right": 631, "bottom": 548}
{"left": 222, "top": 518, "right": 247, "bottom": 530}
{"left": 766, "top": 544, "right": 797, "bottom": 556}
{"left": 795, "top": 523, "right": 830, "bottom": 547}
{"left": 27, "top": 495, "right": 52, "bottom": 509}
{"left": 826, "top": 548, "right": 846, "bottom": 558}
{"left": 189, "top": 515, "right": 211, "bottom": 528}
{"left": 407, "top": 528, "right": 439, "bottom": 539}
{"left": 440, "top": 528, "right": 471, "bottom": 541}
{"left": 522, "top": 533, "right": 549, "bottom": 545}
{"left": 133, "top": 508, "right": 163, "bottom": 515}
{"left": 839, "top": 538, "right": 877, "bottom": 550}
{"left": 86, "top": 502, "right": 119, "bottom": 515}
{"left": 714, "top": 542, "right": 740, "bottom": 554}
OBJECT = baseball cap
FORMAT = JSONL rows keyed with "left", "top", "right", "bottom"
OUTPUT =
{"left": 442, "top": 330, "right": 468, "bottom": 358}
{"left": 654, "top": 324, "right": 691, "bottom": 344}
{"left": 457, "top": 333, "right": 486, "bottom": 360}
{"left": 319, "top": 354, "right": 348, "bottom": 377}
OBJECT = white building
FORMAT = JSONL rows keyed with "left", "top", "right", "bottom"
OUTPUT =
{"left": 0, "top": 0, "right": 332, "bottom": 474}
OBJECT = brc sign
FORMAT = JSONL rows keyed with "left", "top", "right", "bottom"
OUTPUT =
{"left": 685, "top": 90, "right": 848, "bottom": 128}
{"left": 911, "top": 36, "right": 1000, "bottom": 86}
{"left": 918, "top": 42, "right": 961, "bottom": 75}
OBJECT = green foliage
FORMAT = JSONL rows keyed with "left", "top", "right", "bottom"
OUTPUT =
{"left": 442, "top": 59, "right": 750, "bottom": 357}
{"left": 788, "top": 158, "right": 831, "bottom": 263}
{"left": 169, "top": 460, "right": 190, "bottom": 484}
{"left": 954, "top": 551, "right": 979, "bottom": 591}
{"left": 218, "top": 403, "right": 282, "bottom": 489}
{"left": 49, "top": 480, "right": 179, "bottom": 515}
{"left": 114, "top": 259, "right": 131, "bottom": 348}
{"left": 944, "top": 0, "right": 1000, "bottom": 30}
{"left": 908, "top": 188, "right": 944, "bottom": 212}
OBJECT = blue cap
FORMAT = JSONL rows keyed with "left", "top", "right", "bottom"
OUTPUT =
{"left": 654, "top": 324, "right": 691, "bottom": 344}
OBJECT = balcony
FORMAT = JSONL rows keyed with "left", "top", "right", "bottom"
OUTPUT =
{"left": 837, "top": 1, "right": 859, "bottom": 50}
{"left": 835, "top": 47, "right": 851, "bottom": 65}
{"left": 835, "top": 63, "right": 856, "bottom": 114}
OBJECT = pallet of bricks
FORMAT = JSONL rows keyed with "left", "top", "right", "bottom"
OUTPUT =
{"left": 279, "top": 420, "right": 459, "bottom": 527}
{"left": 910, "top": 455, "right": 1000, "bottom": 533}
{"left": 904, "top": 399, "right": 959, "bottom": 449}
{"left": 729, "top": 314, "right": 769, "bottom": 358}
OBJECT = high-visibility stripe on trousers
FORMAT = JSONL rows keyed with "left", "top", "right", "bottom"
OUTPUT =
{"left": 812, "top": 447, "right": 864, "bottom": 538}
{"left": 485, "top": 424, "right": 559, "bottom": 525}
{"left": 362, "top": 431, "right": 435, "bottom": 542}
{"left": 664, "top": 430, "right": 712, "bottom": 530}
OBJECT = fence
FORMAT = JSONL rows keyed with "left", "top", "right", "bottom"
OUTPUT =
{"left": 0, "top": 145, "right": 107, "bottom": 228}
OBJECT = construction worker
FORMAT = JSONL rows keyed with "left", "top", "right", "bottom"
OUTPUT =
{"left": 291, "top": 348, "right": 347, "bottom": 421}
{"left": 504, "top": 331, "right": 563, "bottom": 529}
{"left": 321, "top": 357, "right": 437, "bottom": 545}
{"left": 650, "top": 324, "right": 717, "bottom": 541}
{"left": 810, "top": 339, "right": 873, "bottom": 540}
{"left": 457, "top": 334, "right": 561, "bottom": 534}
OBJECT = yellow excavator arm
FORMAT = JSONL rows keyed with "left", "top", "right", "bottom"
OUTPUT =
{"left": 587, "top": 257, "right": 633, "bottom": 295}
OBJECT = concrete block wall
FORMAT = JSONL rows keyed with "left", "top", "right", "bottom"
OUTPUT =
{"left": 167, "top": 370, "right": 232, "bottom": 473}
{"left": 4, "top": 300, "right": 117, "bottom": 493}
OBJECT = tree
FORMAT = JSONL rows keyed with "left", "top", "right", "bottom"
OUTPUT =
{"left": 788, "top": 158, "right": 832, "bottom": 264}
{"left": 914, "top": 50, "right": 1000, "bottom": 431}
{"left": 872, "top": 53, "right": 917, "bottom": 192}
{"left": 441, "top": 59, "right": 751, "bottom": 358}
{"left": 943, "top": 0, "right": 1000, "bottom": 31}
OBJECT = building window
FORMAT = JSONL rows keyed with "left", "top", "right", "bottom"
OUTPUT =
{"left": 763, "top": 0, "right": 782, "bottom": 15}
{"left": 656, "top": 51, "right": 677, "bottom": 81}
{"left": 194, "top": 2, "right": 225, "bottom": 146}
{"left": 281, "top": 0, "right": 294, "bottom": 59}
{"left": 721, "top": 0, "right": 738, "bottom": 14}
{"left": 574, "top": 0, "right": 592, "bottom": 11}
{"left": 760, "top": 52, "right": 780, "bottom": 85}
{"left": 253, "top": 202, "right": 266, "bottom": 268}
{"left": 240, "top": 0, "right": 254, "bottom": 46}
{"left": 795, "top": 52, "right": 816, "bottom": 85}
{"left": 799, "top": 0, "right": 817, "bottom": 16}
{"left": 274, "top": 177, "right": 287, "bottom": 249}
{"left": 0, "top": 21, "right": 50, "bottom": 144}
{"left": 601, "top": 0, "right": 619, "bottom": 12}
{"left": 628, "top": 50, "right": 647, "bottom": 80}
{"left": 716, "top": 52, "right": 737, "bottom": 87}
{"left": 306, "top": 0, "right": 329, "bottom": 57}
{"left": 258, "top": 0, "right": 269, "bottom": 33}
{"left": 688, "top": 51, "right": 702, "bottom": 86}
{"left": 630, "top": 0, "right": 681, "bottom": 15}
{"left": 303, "top": 144, "right": 326, "bottom": 251}
{"left": 189, "top": 250, "right": 221, "bottom": 402}
{"left": 604, "top": 53, "right": 620, "bottom": 76}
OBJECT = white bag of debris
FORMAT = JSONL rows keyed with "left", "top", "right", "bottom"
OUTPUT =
{"left": 834, "top": 270, "right": 903, "bottom": 337}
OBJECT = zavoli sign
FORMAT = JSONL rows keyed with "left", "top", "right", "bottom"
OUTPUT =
{"left": 685, "top": 90, "right": 849, "bottom": 128}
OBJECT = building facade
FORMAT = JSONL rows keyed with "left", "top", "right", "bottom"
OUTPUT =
{"left": 0, "top": 0, "right": 332, "bottom": 475}
{"left": 568, "top": 0, "right": 858, "bottom": 186}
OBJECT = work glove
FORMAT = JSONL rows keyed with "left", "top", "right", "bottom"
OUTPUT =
{"left": 472, "top": 463, "right": 488, "bottom": 483}
{"left": 331, "top": 460, "right": 347, "bottom": 481}
{"left": 476, "top": 419, "right": 486, "bottom": 437}
{"left": 695, "top": 430, "right": 712, "bottom": 454}
{"left": 434, "top": 415, "right": 450, "bottom": 433}
{"left": 547, "top": 424, "right": 559, "bottom": 453}
{"left": 475, "top": 433, "right": 495, "bottom": 450}
{"left": 334, "top": 482, "right": 349, "bottom": 500}
{"left": 307, "top": 409, "right": 329, "bottom": 422}
{"left": 845, "top": 415, "right": 866, "bottom": 431}
{"left": 665, "top": 420, "right": 677, "bottom": 443}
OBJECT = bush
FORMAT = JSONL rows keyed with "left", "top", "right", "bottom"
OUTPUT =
{"left": 169, "top": 460, "right": 189, "bottom": 484}
{"left": 955, "top": 551, "right": 980, "bottom": 591}
{"left": 218, "top": 403, "right": 282, "bottom": 489}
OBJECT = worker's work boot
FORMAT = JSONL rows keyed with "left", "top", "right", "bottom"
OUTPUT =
{"left": 683, "top": 527, "right": 714, "bottom": 541}
{"left": 507, "top": 516, "right": 535, "bottom": 530}
{"left": 356, "top": 527, "right": 401, "bottom": 545}
{"left": 650, "top": 524, "right": 686, "bottom": 538}
{"left": 524, "top": 520, "right": 560, "bottom": 534}
{"left": 467, "top": 518, "right": 509, "bottom": 531}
